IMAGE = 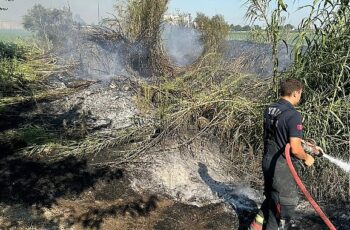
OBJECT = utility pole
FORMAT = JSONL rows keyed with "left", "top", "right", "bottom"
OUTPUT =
{"left": 98, "top": 0, "right": 100, "bottom": 24}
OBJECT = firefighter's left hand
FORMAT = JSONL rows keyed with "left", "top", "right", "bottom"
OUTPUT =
{"left": 304, "top": 154, "right": 315, "bottom": 167}
{"left": 311, "top": 146, "right": 320, "bottom": 155}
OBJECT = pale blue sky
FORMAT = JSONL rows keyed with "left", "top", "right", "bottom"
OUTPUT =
{"left": 0, "top": 0, "right": 311, "bottom": 26}
{"left": 168, "top": 0, "right": 312, "bottom": 26}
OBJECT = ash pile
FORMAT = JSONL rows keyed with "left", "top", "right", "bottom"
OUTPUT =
{"left": 28, "top": 23, "right": 166, "bottom": 136}
{"left": 35, "top": 76, "right": 143, "bottom": 133}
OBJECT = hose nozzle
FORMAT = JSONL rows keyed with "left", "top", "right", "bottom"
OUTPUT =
{"left": 315, "top": 148, "right": 324, "bottom": 157}
{"left": 302, "top": 140, "right": 324, "bottom": 157}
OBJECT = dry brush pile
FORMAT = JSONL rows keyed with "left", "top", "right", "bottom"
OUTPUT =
{"left": 83, "top": 0, "right": 173, "bottom": 78}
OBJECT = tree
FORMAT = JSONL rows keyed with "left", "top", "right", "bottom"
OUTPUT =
{"left": 241, "top": 25, "right": 251, "bottom": 31}
{"left": 229, "top": 24, "right": 234, "bottom": 30}
{"left": 284, "top": 23, "right": 294, "bottom": 30}
{"left": 23, "top": 4, "right": 74, "bottom": 45}
{"left": 234, "top": 25, "right": 243, "bottom": 31}
{"left": 230, "top": 24, "right": 243, "bottom": 31}
{"left": 253, "top": 25, "right": 262, "bottom": 30}
{"left": 194, "top": 13, "right": 230, "bottom": 52}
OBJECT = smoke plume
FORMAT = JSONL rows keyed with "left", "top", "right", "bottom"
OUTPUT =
{"left": 162, "top": 24, "right": 204, "bottom": 67}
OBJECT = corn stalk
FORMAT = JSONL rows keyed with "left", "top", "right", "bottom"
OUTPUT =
{"left": 245, "top": 0, "right": 288, "bottom": 98}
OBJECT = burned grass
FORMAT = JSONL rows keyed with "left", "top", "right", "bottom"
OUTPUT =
{"left": 0, "top": 147, "right": 240, "bottom": 230}
{"left": 0, "top": 155, "right": 123, "bottom": 207}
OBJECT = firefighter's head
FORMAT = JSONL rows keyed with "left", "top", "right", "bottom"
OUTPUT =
{"left": 280, "top": 78, "right": 304, "bottom": 106}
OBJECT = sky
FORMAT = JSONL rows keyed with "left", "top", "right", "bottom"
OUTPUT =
{"left": 0, "top": 0, "right": 312, "bottom": 26}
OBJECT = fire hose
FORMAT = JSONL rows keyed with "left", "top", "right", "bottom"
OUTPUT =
{"left": 285, "top": 144, "right": 336, "bottom": 230}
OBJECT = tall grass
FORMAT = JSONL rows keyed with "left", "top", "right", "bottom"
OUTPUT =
{"left": 114, "top": 0, "right": 171, "bottom": 77}
{"left": 245, "top": 0, "right": 288, "bottom": 97}
{"left": 288, "top": 0, "right": 350, "bottom": 202}
{"left": 0, "top": 40, "right": 45, "bottom": 97}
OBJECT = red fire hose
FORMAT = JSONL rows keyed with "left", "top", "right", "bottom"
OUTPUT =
{"left": 285, "top": 144, "right": 336, "bottom": 230}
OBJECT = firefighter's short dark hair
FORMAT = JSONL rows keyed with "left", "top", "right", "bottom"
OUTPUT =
{"left": 279, "top": 78, "right": 304, "bottom": 97}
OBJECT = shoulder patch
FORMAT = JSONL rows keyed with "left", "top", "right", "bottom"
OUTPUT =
{"left": 297, "top": 124, "right": 303, "bottom": 131}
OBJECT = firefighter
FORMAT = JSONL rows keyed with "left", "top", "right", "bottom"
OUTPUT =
{"left": 249, "top": 78, "right": 319, "bottom": 230}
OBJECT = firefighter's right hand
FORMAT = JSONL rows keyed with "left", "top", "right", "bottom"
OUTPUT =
{"left": 304, "top": 154, "right": 315, "bottom": 167}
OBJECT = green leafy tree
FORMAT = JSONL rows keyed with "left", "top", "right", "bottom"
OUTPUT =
{"left": 230, "top": 24, "right": 243, "bottom": 31}
{"left": 241, "top": 25, "right": 251, "bottom": 31}
{"left": 194, "top": 13, "right": 230, "bottom": 53}
{"left": 284, "top": 23, "right": 294, "bottom": 30}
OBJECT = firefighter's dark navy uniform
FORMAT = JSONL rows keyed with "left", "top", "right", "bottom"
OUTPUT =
{"left": 261, "top": 98, "right": 303, "bottom": 229}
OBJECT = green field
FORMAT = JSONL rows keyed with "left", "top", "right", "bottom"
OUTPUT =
{"left": 0, "top": 29, "right": 33, "bottom": 41}
{"left": 228, "top": 31, "right": 310, "bottom": 45}
{"left": 228, "top": 31, "right": 250, "bottom": 41}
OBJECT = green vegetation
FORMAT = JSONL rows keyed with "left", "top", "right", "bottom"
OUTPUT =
{"left": 0, "top": 40, "right": 44, "bottom": 97}
{"left": 245, "top": 0, "right": 289, "bottom": 96}
{"left": 289, "top": 0, "right": 350, "bottom": 201}
{"left": 0, "top": 29, "right": 33, "bottom": 42}
{"left": 228, "top": 31, "right": 250, "bottom": 41}
{"left": 18, "top": 125, "right": 53, "bottom": 145}
{"left": 228, "top": 29, "right": 312, "bottom": 45}
{"left": 0, "top": 4, "right": 70, "bottom": 104}
{"left": 229, "top": 23, "right": 295, "bottom": 32}
{"left": 194, "top": 14, "right": 230, "bottom": 53}
{"left": 228, "top": 30, "right": 308, "bottom": 45}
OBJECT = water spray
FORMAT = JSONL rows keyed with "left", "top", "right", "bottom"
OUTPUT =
{"left": 303, "top": 140, "right": 350, "bottom": 174}
{"left": 322, "top": 153, "right": 350, "bottom": 174}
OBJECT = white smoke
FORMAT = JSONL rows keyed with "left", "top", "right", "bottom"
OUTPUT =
{"left": 162, "top": 24, "right": 204, "bottom": 67}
